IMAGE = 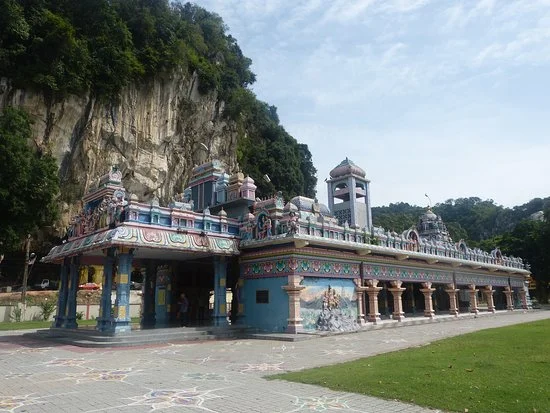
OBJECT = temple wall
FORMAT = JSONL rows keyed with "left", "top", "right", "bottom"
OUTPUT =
{"left": 241, "top": 277, "right": 288, "bottom": 332}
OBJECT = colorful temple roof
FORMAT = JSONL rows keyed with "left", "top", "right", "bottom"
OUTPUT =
{"left": 41, "top": 160, "right": 529, "bottom": 280}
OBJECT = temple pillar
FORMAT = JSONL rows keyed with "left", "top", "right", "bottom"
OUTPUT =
{"left": 468, "top": 284, "right": 479, "bottom": 315}
{"left": 420, "top": 282, "right": 435, "bottom": 319}
{"left": 519, "top": 288, "right": 529, "bottom": 310}
{"left": 282, "top": 275, "right": 306, "bottom": 333}
{"left": 445, "top": 284, "right": 459, "bottom": 317}
{"left": 503, "top": 286, "right": 514, "bottom": 311}
{"left": 141, "top": 260, "right": 157, "bottom": 327}
{"left": 64, "top": 255, "right": 80, "bottom": 329}
{"left": 354, "top": 279, "right": 367, "bottom": 326}
{"left": 365, "top": 279, "right": 382, "bottom": 324}
{"left": 388, "top": 280, "right": 405, "bottom": 321}
{"left": 97, "top": 248, "right": 115, "bottom": 332}
{"left": 53, "top": 258, "right": 70, "bottom": 328}
{"left": 213, "top": 256, "right": 228, "bottom": 326}
{"left": 110, "top": 248, "right": 134, "bottom": 333}
{"left": 483, "top": 285, "right": 496, "bottom": 313}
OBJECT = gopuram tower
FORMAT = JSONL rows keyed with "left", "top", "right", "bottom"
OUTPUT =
{"left": 327, "top": 158, "right": 372, "bottom": 230}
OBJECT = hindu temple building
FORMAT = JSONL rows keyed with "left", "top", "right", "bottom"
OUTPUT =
{"left": 42, "top": 158, "right": 531, "bottom": 336}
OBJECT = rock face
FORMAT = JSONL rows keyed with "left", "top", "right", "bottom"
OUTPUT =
{"left": 0, "top": 72, "right": 240, "bottom": 231}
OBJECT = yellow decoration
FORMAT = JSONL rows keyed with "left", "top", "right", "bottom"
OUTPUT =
{"left": 79, "top": 267, "right": 87, "bottom": 284}
{"left": 91, "top": 265, "right": 104, "bottom": 284}
{"left": 220, "top": 278, "right": 226, "bottom": 287}
{"left": 158, "top": 289, "right": 165, "bottom": 305}
{"left": 120, "top": 306, "right": 127, "bottom": 318}
{"left": 238, "top": 303, "right": 244, "bottom": 314}
{"left": 118, "top": 273, "right": 128, "bottom": 284}
{"left": 220, "top": 304, "right": 226, "bottom": 315}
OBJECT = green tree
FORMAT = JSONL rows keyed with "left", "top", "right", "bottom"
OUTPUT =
{"left": 0, "top": 107, "right": 59, "bottom": 250}
{"left": 493, "top": 214, "right": 550, "bottom": 303}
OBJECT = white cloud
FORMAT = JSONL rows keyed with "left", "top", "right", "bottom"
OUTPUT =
{"left": 195, "top": 0, "right": 550, "bottom": 207}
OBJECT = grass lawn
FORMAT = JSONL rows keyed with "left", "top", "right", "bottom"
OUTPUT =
{"left": 271, "top": 319, "right": 550, "bottom": 413}
{"left": 0, "top": 318, "right": 141, "bottom": 331}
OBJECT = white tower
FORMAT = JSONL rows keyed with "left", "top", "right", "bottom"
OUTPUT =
{"left": 327, "top": 158, "right": 372, "bottom": 230}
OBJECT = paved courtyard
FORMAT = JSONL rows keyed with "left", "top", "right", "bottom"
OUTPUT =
{"left": 1, "top": 310, "right": 549, "bottom": 413}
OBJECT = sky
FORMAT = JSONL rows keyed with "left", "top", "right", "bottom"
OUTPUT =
{"left": 195, "top": 0, "right": 550, "bottom": 208}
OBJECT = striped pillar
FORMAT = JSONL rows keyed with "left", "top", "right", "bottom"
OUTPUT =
{"left": 110, "top": 248, "right": 134, "bottom": 333}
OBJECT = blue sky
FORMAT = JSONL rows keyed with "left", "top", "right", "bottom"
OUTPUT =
{"left": 195, "top": 0, "right": 549, "bottom": 208}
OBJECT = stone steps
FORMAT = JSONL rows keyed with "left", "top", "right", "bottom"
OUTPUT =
{"left": 29, "top": 325, "right": 250, "bottom": 348}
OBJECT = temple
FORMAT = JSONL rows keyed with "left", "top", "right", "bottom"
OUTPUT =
{"left": 42, "top": 158, "right": 531, "bottom": 335}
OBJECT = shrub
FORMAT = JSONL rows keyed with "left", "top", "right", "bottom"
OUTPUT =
{"left": 38, "top": 299, "right": 56, "bottom": 321}
{"left": 9, "top": 306, "right": 22, "bottom": 322}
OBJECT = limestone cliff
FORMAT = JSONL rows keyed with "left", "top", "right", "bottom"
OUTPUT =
{"left": 0, "top": 72, "right": 239, "bottom": 230}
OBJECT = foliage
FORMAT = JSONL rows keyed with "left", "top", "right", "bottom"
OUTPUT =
{"left": 9, "top": 306, "right": 22, "bottom": 322}
{"left": 232, "top": 95, "right": 317, "bottom": 199}
{"left": 76, "top": 311, "right": 84, "bottom": 320}
{"left": 37, "top": 299, "right": 56, "bottom": 321}
{"left": 372, "top": 202, "right": 423, "bottom": 233}
{"left": 0, "top": 0, "right": 255, "bottom": 101}
{"left": 483, "top": 211, "right": 550, "bottom": 302}
{"left": 272, "top": 320, "right": 550, "bottom": 413}
{"left": 0, "top": 107, "right": 60, "bottom": 251}
{"left": 373, "top": 196, "right": 550, "bottom": 244}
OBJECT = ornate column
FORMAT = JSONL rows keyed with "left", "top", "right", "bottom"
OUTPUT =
{"left": 468, "top": 284, "right": 479, "bottom": 315}
{"left": 503, "top": 286, "right": 514, "bottom": 311}
{"left": 365, "top": 279, "right": 382, "bottom": 324}
{"left": 97, "top": 248, "right": 115, "bottom": 332}
{"left": 282, "top": 275, "right": 306, "bottom": 333}
{"left": 420, "top": 282, "right": 435, "bottom": 319}
{"left": 110, "top": 248, "right": 134, "bottom": 333}
{"left": 388, "top": 280, "right": 405, "bottom": 321}
{"left": 53, "top": 257, "right": 70, "bottom": 328}
{"left": 483, "top": 285, "right": 496, "bottom": 313}
{"left": 213, "top": 256, "right": 228, "bottom": 326}
{"left": 445, "top": 283, "right": 459, "bottom": 317}
{"left": 354, "top": 279, "right": 367, "bottom": 326}
{"left": 64, "top": 255, "right": 81, "bottom": 329}
{"left": 519, "top": 287, "right": 529, "bottom": 310}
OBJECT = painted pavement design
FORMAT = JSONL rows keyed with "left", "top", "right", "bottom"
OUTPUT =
{"left": 0, "top": 311, "right": 549, "bottom": 413}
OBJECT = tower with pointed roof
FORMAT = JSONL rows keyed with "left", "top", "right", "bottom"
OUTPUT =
{"left": 326, "top": 158, "right": 372, "bottom": 230}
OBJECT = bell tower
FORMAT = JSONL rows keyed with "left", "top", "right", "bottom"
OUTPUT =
{"left": 327, "top": 158, "right": 372, "bottom": 230}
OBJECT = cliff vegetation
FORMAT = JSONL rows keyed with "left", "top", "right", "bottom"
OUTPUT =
{"left": 0, "top": 0, "right": 316, "bottom": 202}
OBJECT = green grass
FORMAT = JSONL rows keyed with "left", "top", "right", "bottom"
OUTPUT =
{"left": 0, "top": 318, "right": 141, "bottom": 331}
{"left": 272, "top": 320, "right": 550, "bottom": 413}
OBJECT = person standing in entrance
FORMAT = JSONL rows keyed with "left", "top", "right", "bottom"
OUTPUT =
{"left": 177, "top": 293, "right": 190, "bottom": 327}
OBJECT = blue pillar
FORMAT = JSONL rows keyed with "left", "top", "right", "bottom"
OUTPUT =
{"left": 53, "top": 257, "right": 70, "bottom": 328}
{"left": 64, "top": 255, "right": 80, "bottom": 329}
{"left": 213, "top": 256, "right": 228, "bottom": 326}
{"left": 110, "top": 248, "right": 134, "bottom": 334}
{"left": 97, "top": 248, "right": 115, "bottom": 332}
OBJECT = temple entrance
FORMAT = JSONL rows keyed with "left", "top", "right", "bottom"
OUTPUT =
{"left": 140, "top": 255, "right": 240, "bottom": 329}
{"left": 171, "top": 259, "right": 215, "bottom": 326}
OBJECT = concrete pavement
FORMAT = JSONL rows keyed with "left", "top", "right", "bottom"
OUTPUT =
{"left": 1, "top": 310, "right": 548, "bottom": 412}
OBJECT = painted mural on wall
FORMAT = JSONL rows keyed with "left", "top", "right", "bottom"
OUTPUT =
{"left": 300, "top": 278, "right": 358, "bottom": 332}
